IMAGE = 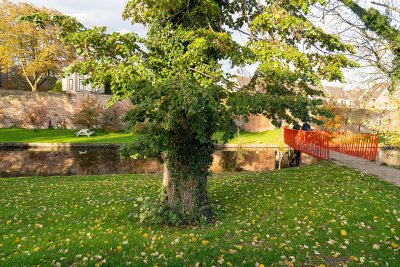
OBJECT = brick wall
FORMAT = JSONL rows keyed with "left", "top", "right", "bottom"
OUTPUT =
{"left": 0, "top": 90, "right": 131, "bottom": 129}
{"left": 235, "top": 115, "right": 277, "bottom": 133}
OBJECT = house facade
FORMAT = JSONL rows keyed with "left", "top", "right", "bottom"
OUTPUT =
{"left": 347, "top": 82, "right": 397, "bottom": 110}
{"left": 309, "top": 84, "right": 352, "bottom": 106}
{"left": 61, "top": 73, "right": 105, "bottom": 93}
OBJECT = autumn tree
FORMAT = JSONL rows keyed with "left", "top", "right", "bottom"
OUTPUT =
{"left": 23, "top": 0, "right": 355, "bottom": 224}
{"left": 317, "top": 99, "right": 350, "bottom": 131}
{"left": 0, "top": 0, "right": 75, "bottom": 91}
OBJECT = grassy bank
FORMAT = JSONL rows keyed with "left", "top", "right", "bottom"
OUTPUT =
{"left": 0, "top": 128, "right": 283, "bottom": 145}
{"left": 1, "top": 162, "right": 399, "bottom": 266}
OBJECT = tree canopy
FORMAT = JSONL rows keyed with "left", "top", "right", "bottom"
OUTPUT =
{"left": 22, "top": 0, "right": 356, "bottom": 224}
{"left": 0, "top": 0, "right": 75, "bottom": 91}
{"left": 321, "top": 0, "right": 400, "bottom": 90}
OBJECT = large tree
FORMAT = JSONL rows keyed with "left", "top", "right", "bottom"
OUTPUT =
{"left": 0, "top": 0, "right": 75, "bottom": 91}
{"left": 24, "top": 0, "right": 355, "bottom": 224}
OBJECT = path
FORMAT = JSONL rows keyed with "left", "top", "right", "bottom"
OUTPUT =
{"left": 330, "top": 151, "right": 400, "bottom": 186}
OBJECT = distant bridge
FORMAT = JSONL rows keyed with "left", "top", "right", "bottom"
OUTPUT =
{"left": 282, "top": 127, "right": 380, "bottom": 161}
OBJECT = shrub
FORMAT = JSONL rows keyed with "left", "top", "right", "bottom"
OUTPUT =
{"left": 132, "top": 119, "right": 151, "bottom": 134}
{"left": 23, "top": 106, "right": 49, "bottom": 131}
{"left": 100, "top": 102, "right": 130, "bottom": 132}
{"left": 56, "top": 116, "right": 68, "bottom": 132}
{"left": 72, "top": 96, "right": 101, "bottom": 129}
{"left": 48, "top": 81, "right": 63, "bottom": 93}
{"left": 100, "top": 105, "right": 120, "bottom": 132}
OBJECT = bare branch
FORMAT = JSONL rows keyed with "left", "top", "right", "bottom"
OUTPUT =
{"left": 371, "top": 1, "right": 400, "bottom": 14}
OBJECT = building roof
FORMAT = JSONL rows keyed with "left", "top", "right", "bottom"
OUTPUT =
{"left": 324, "top": 86, "right": 348, "bottom": 99}
{"left": 236, "top": 76, "right": 252, "bottom": 87}
{"left": 308, "top": 84, "right": 349, "bottom": 99}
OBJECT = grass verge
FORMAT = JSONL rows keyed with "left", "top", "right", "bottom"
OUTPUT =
{"left": 0, "top": 128, "right": 283, "bottom": 145}
{"left": 1, "top": 162, "right": 399, "bottom": 266}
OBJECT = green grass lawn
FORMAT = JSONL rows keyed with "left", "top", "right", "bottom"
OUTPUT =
{"left": 0, "top": 128, "right": 283, "bottom": 145}
{"left": 1, "top": 162, "right": 399, "bottom": 266}
{"left": 0, "top": 129, "right": 141, "bottom": 144}
{"left": 214, "top": 129, "right": 283, "bottom": 145}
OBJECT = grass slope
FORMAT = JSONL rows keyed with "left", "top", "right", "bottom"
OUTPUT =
{"left": 0, "top": 128, "right": 283, "bottom": 145}
{"left": 1, "top": 162, "right": 399, "bottom": 266}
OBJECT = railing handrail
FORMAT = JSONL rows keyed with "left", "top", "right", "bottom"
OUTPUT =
{"left": 282, "top": 127, "right": 379, "bottom": 161}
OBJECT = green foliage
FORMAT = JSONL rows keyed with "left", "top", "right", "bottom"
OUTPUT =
{"left": 48, "top": 81, "right": 63, "bottom": 93}
{"left": 133, "top": 187, "right": 205, "bottom": 226}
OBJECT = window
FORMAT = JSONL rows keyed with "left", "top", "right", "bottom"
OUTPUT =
{"left": 69, "top": 78, "right": 74, "bottom": 91}
{"left": 79, "top": 77, "right": 86, "bottom": 91}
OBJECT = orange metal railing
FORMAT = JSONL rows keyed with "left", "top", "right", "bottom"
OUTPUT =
{"left": 323, "top": 131, "right": 380, "bottom": 160}
{"left": 282, "top": 127, "right": 380, "bottom": 161}
{"left": 282, "top": 127, "right": 330, "bottom": 160}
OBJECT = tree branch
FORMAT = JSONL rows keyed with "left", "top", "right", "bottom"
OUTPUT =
{"left": 371, "top": 1, "right": 400, "bottom": 14}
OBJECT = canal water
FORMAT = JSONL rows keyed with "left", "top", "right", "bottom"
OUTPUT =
{"left": 1, "top": 147, "right": 397, "bottom": 178}
{"left": 0, "top": 148, "right": 321, "bottom": 178}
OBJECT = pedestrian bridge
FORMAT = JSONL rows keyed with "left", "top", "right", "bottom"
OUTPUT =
{"left": 282, "top": 127, "right": 380, "bottom": 160}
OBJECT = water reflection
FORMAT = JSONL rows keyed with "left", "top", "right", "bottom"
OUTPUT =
{"left": 0, "top": 148, "right": 322, "bottom": 178}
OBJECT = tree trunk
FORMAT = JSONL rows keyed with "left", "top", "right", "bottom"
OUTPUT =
{"left": 163, "top": 163, "right": 169, "bottom": 187}
{"left": 164, "top": 141, "right": 215, "bottom": 223}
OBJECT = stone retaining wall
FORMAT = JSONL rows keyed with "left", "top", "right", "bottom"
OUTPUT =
{"left": 0, "top": 90, "right": 131, "bottom": 129}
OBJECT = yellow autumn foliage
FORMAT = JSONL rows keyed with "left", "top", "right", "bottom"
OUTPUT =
{"left": 0, "top": 0, "right": 75, "bottom": 91}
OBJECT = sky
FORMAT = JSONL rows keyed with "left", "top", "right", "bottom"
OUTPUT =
{"left": 11, "top": 0, "right": 147, "bottom": 35}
